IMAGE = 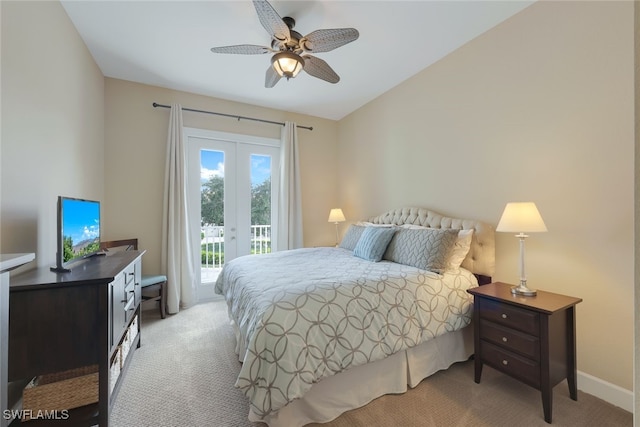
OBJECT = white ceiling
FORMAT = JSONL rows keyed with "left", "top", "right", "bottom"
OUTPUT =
{"left": 61, "top": 1, "right": 534, "bottom": 121}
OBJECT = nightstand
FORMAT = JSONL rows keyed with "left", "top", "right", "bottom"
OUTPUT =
{"left": 467, "top": 282, "right": 582, "bottom": 424}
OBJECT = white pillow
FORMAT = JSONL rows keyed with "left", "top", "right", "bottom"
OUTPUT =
{"left": 356, "top": 221, "right": 395, "bottom": 227}
{"left": 448, "top": 229, "right": 474, "bottom": 270}
{"left": 399, "top": 224, "right": 428, "bottom": 230}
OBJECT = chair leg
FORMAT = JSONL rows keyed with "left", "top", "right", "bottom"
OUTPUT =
{"left": 160, "top": 281, "right": 167, "bottom": 319}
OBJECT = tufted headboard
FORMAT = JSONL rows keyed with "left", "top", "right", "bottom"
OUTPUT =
{"left": 367, "top": 207, "right": 495, "bottom": 282}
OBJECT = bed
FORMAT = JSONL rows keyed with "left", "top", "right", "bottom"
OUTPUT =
{"left": 215, "top": 207, "right": 495, "bottom": 426}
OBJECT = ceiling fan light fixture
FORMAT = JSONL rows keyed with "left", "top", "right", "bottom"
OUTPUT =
{"left": 272, "top": 52, "right": 304, "bottom": 80}
{"left": 210, "top": 0, "right": 358, "bottom": 86}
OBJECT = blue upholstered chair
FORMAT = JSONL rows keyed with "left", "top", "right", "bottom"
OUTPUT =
{"left": 99, "top": 238, "right": 167, "bottom": 319}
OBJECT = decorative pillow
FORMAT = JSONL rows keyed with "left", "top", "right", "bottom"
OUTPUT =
{"left": 399, "top": 225, "right": 474, "bottom": 271}
{"left": 383, "top": 227, "right": 459, "bottom": 273}
{"left": 353, "top": 227, "right": 397, "bottom": 262}
{"left": 447, "top": 229, "right": 474, "bottom": 270}
{"left": 339, "top": 224, "right": 366, "bottom": 251}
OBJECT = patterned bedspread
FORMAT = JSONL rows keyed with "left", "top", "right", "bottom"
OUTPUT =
{"left": 214, "top": 247, "right": 478, "bottom": 418}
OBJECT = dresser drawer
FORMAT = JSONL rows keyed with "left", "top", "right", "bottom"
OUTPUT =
{"left": 480, "top": 319, "right": 539, "bottom": 360}
{"left": 123, "top": 263, "right": 136, "bottom": 286}
{"left": 481, "top": 341, "right": 540, "bottom": 388}
{"left": 479, "top": 299, "right": 539, "bottom": 335}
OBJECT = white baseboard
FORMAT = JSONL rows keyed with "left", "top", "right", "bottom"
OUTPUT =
{"left": 577, "top": 370, "right": 633, "bottom": 413}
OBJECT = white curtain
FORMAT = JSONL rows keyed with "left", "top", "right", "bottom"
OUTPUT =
{"left": 161, "top": 104, "right": 196, "bottom": 313}
{"left": 277, "top": 121, "right": 303, "bottom": 250}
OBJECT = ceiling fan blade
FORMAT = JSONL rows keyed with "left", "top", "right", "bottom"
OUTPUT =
{"left": 265, "top": 65, "right": 281, "bottom": 88}
{"left": 210, "top": 44, "right": 271, "bottom": 55}
{"left": 302, "top": 55, "right": 340, "bottom": 84}
{"left": 300, "top": 28, "right": 359, "bottom": 53}
{"left": 252, "top": 0, "right": 290, "bottom": 42}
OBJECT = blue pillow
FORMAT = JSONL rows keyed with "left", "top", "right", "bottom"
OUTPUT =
{"left": 353, "top": 227, "right": 397, "bottom": 262}
{"left": 339, "top": 224, "right": 366, "bottom": 250}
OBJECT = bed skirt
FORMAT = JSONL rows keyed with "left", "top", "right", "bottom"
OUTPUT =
{"left": 247, "top": 325, "right": 474, "bottom": 427}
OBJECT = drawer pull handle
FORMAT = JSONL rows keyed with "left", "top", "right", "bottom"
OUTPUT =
{"left": 502, "top": 359, "right": 509, "bottom": 366}
{"left": 502, "top": 337, "right": 508, "bottom": 342}
{"left": 501, "top": 313, "right": 507, "bottom": 319}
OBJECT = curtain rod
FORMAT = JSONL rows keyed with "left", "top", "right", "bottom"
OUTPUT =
{"left": 152, "top": 102, "right": 313, "bottom": 131}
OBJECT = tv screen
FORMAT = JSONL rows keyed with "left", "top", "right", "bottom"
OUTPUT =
{"left": 52, "top": 196, "right": 101, "bottom": 271}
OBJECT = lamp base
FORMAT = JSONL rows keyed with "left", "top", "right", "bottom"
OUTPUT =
{"left": 511, "top": 281, "right": 537, "bottom": 296}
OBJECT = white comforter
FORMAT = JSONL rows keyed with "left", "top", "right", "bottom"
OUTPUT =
{"left": 214, "top": 247, "right": 478, "bottom": 418}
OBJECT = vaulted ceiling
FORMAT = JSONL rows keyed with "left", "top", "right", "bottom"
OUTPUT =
{"left": 61, "top": 1, "right": 534, "bottom": 120}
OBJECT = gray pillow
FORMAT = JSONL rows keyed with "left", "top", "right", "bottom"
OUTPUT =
{"left": 383, "top": 228, "right": 459, "bottom": 273}
{"left": 339, "top": 224, "right": 365, "bottom": 250}
{"left": 353, "top": 227, "right": 397, "bottom": 262}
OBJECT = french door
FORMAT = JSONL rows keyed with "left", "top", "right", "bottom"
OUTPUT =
{"left": 185, "top": 128, "right": 280, "bottom": 300}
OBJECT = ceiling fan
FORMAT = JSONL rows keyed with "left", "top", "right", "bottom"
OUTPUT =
{"left": 210, "top": 0, "right": 359, "bottom": 88}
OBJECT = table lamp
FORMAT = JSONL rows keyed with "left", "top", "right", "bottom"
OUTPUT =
{"left": 328, "top": 208, "right": 346, "bottom": 247}
{"left": 496, "top": 202, "right": 547, "bottom": 296}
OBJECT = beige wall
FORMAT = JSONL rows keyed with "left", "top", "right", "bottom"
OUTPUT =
{"left": 104, "top": 78, "right": 339, "bottom": 275}
{"left": 339, "top": 0, "right": 634, "bottom": 392}
{"left": 1, "top": 1, "right": 104, "bottom": 270}
{"left": 634, "top": 0, "right": 639, "bottom": 422}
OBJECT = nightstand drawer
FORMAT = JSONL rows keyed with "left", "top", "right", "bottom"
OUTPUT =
{"left": 479, "top": 299, "right": 539, "bottom": 335}
{"left": 481, "top": 341, "right": 540, "bottom": 388}
{"left": 480, "top": 319, "right": 539, "bottom": 360}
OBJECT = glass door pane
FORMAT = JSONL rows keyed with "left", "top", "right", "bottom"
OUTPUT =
{"left": 200, "top": 149, "right": 226, "bottom": 284}
{"left": 187, "top": 136, "right": 237, "bottom": 291}
{"left": 250, "top": 154, "right": 272, "bottom": 255}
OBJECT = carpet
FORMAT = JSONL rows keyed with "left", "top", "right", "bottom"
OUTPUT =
{"left": 110, "top": 300, "right": 632, "bottom": 427}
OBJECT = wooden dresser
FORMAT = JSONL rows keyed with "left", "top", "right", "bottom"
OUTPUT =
{"left": 5, "top": 251, "right": 144, "bottom": 426}
{"left": 1, "top": 254, "right": 36, "bottom": 427}
{"left": 467, "top": 282, "right": 582, "bottom": 423}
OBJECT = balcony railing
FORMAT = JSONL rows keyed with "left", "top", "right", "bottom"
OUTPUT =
{"left": 201, "top": 224, "right": 271, "bottom": 271}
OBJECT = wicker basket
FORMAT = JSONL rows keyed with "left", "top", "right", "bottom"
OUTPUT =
{"left": 22, "top": 365, "right": 99, "bottom": 421}
{"left": 109, "top": 346, "right": 122, "bottom": 394}
{"left": 130, "top": 315, "right": 139, "bottom": 341}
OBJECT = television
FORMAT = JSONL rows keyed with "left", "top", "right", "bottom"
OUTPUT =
{"left": 51, "top": 196, "right": 101, "bottom": 272}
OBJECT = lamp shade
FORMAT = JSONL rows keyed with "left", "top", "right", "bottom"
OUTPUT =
{"left": 272, "top": 52, "right": 304, "bottom": 79}
{"left": 496, "top": 202, "right": 547, "bottom": 233}
{"left": 328, "top": 208, "right": 346, "bottom": 223}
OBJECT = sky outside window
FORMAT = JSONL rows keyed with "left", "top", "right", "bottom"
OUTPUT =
{"left": 200, "top": 150, "right": 271, "bottom": 185}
